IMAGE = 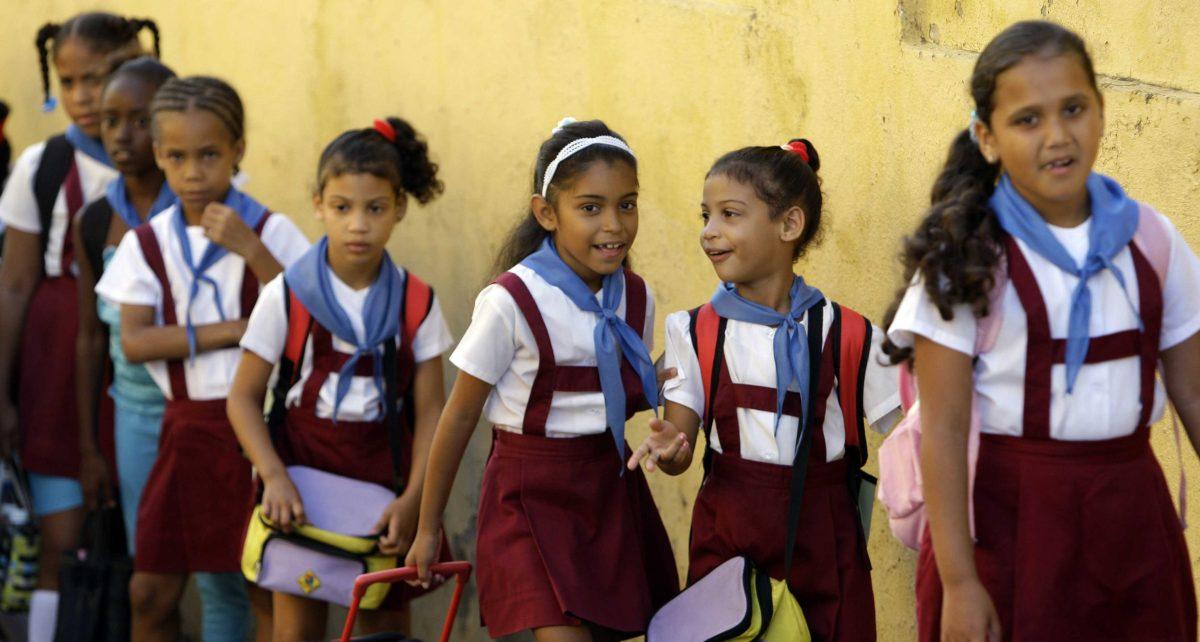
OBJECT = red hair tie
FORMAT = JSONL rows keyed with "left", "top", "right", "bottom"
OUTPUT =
{"left": 783, "top": 140, "right": 810, "bottom": 164}
{"left": 373, "top": 119, "right": 396, "bottom": 143}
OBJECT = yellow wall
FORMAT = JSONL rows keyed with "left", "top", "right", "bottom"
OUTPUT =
{"left": 5, "top": 1, "right": 1200, "bottom": 639}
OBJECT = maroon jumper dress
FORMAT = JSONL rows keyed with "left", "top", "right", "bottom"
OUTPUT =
{"left": 687, "top": 303, "right": 877, "bottom": 642}
{"left": 131, "top": 216, "right": 268, "bottom": 573}
{"left": 474, "top": 270, "right": 679, "bottom": 639}
{"left": 916, "top": 236, "right": 1197, "bottom": 642}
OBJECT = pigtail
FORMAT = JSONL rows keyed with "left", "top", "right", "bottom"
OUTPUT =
{"left": 132, "top": 18, "right": 161, "bottom": 57}
{"left": 879, "top": 129, "right": 1003, "bottom": 365}
{"left": 385, "top": 117, "right": 443, "bottom": 205}
{"left": 35, "top": 22, "right": 60, "bottom": 110}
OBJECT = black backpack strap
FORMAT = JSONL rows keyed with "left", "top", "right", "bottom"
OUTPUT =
{"left": 266, "top": 279, "right": 310, "bottom": 444}
{"left": 382, "top": 337, "right": 404, "bottom": 494}
{"left": 33, "top": 135, "right": 74, "bottom": 258}
{"left": 78, "top": 199, "right": 113, "bottom": 279}
{"left": 783, "top": 301, "right": 825, "bottom": 576}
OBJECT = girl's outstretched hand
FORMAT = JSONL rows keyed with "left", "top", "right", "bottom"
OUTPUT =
{"left": 404, "top": 527, "right": 442, "bottom": 589}
{"left": 626, "top": 417, "right": 690, "bottom": 473}
{"left": 941, "top": 578, "right": 1002, "bottom": 642}
{"left": 261, "top": 470, "right": 305, "bottom": 533}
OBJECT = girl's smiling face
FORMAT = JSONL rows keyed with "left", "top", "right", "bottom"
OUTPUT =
{"left": 976, "top": 52, "right": 1103, "bottom": 222}
{"left": 700, "top": 173, "right": 805, "bottom": 285}
{"left": 532, "top": 159, "right": 639, "bottom": 291}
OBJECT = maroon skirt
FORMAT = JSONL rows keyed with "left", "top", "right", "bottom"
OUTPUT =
{"left": 277, "top": 407, "right": 450, "bottom": 608}
{"left": 689, "top": 453, "right": 875, "bottom": 642}
{"left": 916, "top": 432, "right": 1196, "bottom": 642}
{"left": 18, "top": 276, "right": 81, "bottom": 477}
{"left": 136, "top": 399, "right": 254, "bottom": 573}
{"left": 475, "top": 430, "right": 679, "bottom": 638}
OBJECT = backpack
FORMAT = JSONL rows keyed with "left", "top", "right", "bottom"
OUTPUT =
{"left": 32, "top": 135, "right": 76, "bottom": 260}
{"left": 876, "top": 203, "right": 1178, "bottom": 550}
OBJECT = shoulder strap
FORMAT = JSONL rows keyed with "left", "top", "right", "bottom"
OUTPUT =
{"left": 975, "top": 251, "right": 1008, "bottom": 356}
{"left": 266, "top": 280, "right": 313, "bottom": 437}
{"left": 402, "top": 273, "right": 433, "bottom": 347}
{"left": 784, "top": 300, "right": 825, "bottom": 576}
{"left": 34, "top": 136, "right": 75, "bottom": 258}
{"left": 835, "top": 305, "right": 871, "bottom": 464}
{"left": 382, "top": 334, "right": 403, "bottom": 493}
{"left": 1133, "top": 203, "right": 1171, "bottom": 288}
{"left": 690, "top": 303, "right": 725, "bottom": 477}
{"left": 79, "top": 198, "right": 114, "bottom": 279}
{"left": 623, "top": 268, "right": 648, "bottom": 336}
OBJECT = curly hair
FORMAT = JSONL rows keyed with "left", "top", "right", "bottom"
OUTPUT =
{"left": 880, "top": 20, "right": 1098, "bottom": 364}
{"left": 316, "top": 117, "right": 443, "bottom": 204}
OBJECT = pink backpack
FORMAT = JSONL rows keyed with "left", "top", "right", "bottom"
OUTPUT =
{"left": 877, "top": 204, "right": 1179, "bottom": 550}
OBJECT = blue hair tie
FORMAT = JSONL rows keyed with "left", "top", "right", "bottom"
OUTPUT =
{"left": 41, "top": 96, "right": 58, "bottom": 113}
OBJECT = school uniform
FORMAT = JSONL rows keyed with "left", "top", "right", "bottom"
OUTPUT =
{"left": 0, "top": 135, "right": 115, "bottom": 515}
{"left": 451, "top": 260, "right": 678, "bottom": 638}
{"left": 240, "top": 251, "right": 454, "bottom": 606}
{"left": 663, "top": 293, "right": 899, "bottom": 642}
{"left": 95, "top": 197, "right": 309, "bottom": 573}
{"left": 889, "top": 179, "right": 1200, "bottom": 641}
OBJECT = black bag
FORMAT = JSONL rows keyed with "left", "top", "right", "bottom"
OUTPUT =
{"left": 54, "top": 507, "right": 131, "bottom": 642}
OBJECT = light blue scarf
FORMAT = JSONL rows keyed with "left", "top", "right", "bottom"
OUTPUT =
{"left": 64, "top": 124, "right": 110, "bottom": 167}
{"left": 105, "top": 177, "right": 175, "bottom": 229}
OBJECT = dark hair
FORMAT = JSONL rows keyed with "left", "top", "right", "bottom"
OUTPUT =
{"left": 493, "top": 119, "right": 637, "bottom": 274}
{"left": 707, "top": 138, "right": 822, "bottom": 260}
{"left": 106, "top": 56, "right": 175, "bottom": 93}
{"left": 316, "top": 117, "right": 443, "bottom": 204}
{"left": 880, "top": 20, "right": 1098, "bottom": 365}
{"left": 36, "top": 12, "right": 161, "bottom": 108}
{"left": 150, "top": 75, "right": 245, "bottom": 143}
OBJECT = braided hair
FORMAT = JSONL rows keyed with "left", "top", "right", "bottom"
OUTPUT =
{"left": 150, "top": 75, "right": 245, "bottom": 143}
{"left": 316, "top": 117, "right": 443, "bottom": 204}
{"left": 36, "top": 12, "right": 160, "bottom": 109}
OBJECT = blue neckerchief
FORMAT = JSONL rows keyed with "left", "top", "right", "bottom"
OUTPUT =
{"left": 520, "top": 238, "right": 659, "bottom": 467}
{"left": 284, "top": 237, "right": 403, "bottom": 421}
{"left": 105, "top": 177, "right": 176, "bottom": 229}
{"left": 64, "top": 124, "right": 110, "bottom": 167}
{"left": 710, "top": 276, "right": 825, "bottom": 433}
{"left": 990, "top": 172, "right": 1140, "bottom": 392}
{"left": 172, "top": 187, "right": 268, "bottom": 360}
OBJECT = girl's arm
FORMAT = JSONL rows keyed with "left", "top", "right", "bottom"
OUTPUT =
{"left": 405, "top": 370, "right": 492, "bottom": 586}
{"left": 914, "top": 336, "right": 1001, "bottom": 642}
{"left": 227, "top": 349, "right": 305, "bottom": 530}
{"left": 0, "top": 229, "right": 43, "bottom": 456}
{"left": 120, "top": 303, "right": 247, "bottom": 364}
{"left": 73, "top": 219, "right": 114, "bottom": 509}
{"left": 1160, "top": 332, "right": 1200, "bottom": 453}
{"left": 376, "top": 355, "right": 446, "bottom": 555}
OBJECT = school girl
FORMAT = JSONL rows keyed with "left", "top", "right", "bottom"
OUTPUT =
{"left": 628, "top": 140, "right": 900, "bottom": 641}
{"left": 95, "top": 75, "right": 310, "bottom": 642}
{"left": 227, "top": 116, "right": 453, "bottom": 640}
{"left": 406, "top": 118, "right": 678, "bottom": 641}
{"left": 0, "top": 12, "right": 158, "bottom": 638}
{"left": 884, "top": 20, "right": 1200, "bottom": 642}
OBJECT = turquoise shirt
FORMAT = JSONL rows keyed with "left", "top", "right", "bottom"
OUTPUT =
{"left": 98, "top": 246, "right": 166, "bottom": 414}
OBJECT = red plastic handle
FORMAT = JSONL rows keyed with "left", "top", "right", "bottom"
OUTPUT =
{"left": 339, "top": 562, "right": 473, "bottom": 642}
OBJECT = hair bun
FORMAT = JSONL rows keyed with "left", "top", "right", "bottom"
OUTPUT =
{"left": 552, "top": 116, "right": 578, "bottom": 135}
{"left": 782, "top": 138, "right": 820, "bottom": 171}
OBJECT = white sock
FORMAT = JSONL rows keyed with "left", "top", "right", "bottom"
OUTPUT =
{"left": 28, "top": 589, "right": 58, "bottom": 642}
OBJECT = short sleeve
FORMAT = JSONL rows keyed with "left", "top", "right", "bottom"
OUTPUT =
{"left": 95, "top": 228, "right": 161, "bottom": 308}
{"left": 661, "top": 311, "right": 705, "bottom": 418}
{"left": 449, "top": 284, "right": 519, "bottom": 385}
{"left": 411, "top": 294, "right": 455, "bottom": 363}
{"left": 261, "top": 214, "right": 311, "bottom": 269}
{"left": 240, "top": 275, "right": 288, "bottom": 364}
{"left": 863, "top": 324, "right": 902, "bottom": 433}
{"left": 887, "top": 276, "right": 977, "bottom": 357}
{"left": 1156, "top": 213, "right": 1200, "bottom": 350}
{"left": 0, "top": 144, "right": 45, "bottom": 234}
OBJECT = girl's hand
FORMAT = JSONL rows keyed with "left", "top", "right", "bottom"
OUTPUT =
{"left": 404, "top": 527, "right": 443, "bottom": 589}
{"left": 373, "top": 492, "right": 420, "bottom": 556}
{"left": 941, "top": 578, "right": 1002, "bottom": 642}
{"left": 201, "top": 203, "right": 258, "bottom": 257}
{"left": 261, "top": 470, "right": 305, "bottom": 532}
{"left": 79, "top": 450, "right": 115, "bottom": 511}
{"left": 626, "top": 417, "right": 690, "bottom": 472}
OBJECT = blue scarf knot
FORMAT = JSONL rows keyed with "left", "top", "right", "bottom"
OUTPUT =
{"left": 284, "top": 237, "right": 403, "bottom": 421}
{"left": 520, "top": 238, "right": 659, "bottom": 467}
{"left": 990, "top": 172, "right": 1140, "bottom": 392}
{"left": 172, "top": 187, "right": 268, "bottom": 361}
{"left": 710, "top": 277, "right": 825, "bottom": 433}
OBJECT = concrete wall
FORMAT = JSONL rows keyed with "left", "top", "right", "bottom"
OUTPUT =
{"left": 4, "top": 1, "right": 1199, "bottom": 639}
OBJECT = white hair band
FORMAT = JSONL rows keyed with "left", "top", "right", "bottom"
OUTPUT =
{"left": 540, "top": 135, "right": 636, "bottom": 197}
